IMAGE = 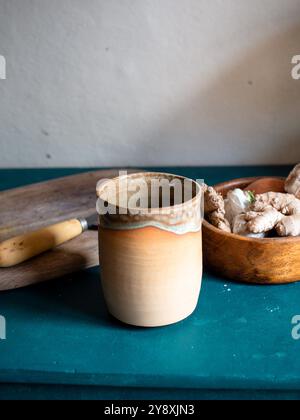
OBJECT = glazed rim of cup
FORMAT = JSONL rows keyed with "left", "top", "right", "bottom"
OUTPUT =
{"left": 96, "top": 172, "right": 202, "bottom": 213}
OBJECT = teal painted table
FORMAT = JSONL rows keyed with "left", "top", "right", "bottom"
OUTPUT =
{"left": 1, "top": 166, "right": 300, "bottom": 400}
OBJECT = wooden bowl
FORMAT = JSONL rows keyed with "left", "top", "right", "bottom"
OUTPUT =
{"left": 203, "top": 177, "right": 300, "bottom": 284}
{"left": 246, "top": 177, "right": 285, "bottom": 194}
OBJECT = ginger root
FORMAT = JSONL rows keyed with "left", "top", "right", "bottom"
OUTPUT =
{"left": 204, "top": 164, "right": 300, "bottom": 237}
{"left": 246, "top": 207, "right": 284, "bottom": 234}
{"left": 253, "top": 192, "right": 300, "bottom": 215}
{"left": 232, "top": 214, "right": 265, "bottom": 238}
{"left": 276, "top": 214, "right": 300, "bottom": 237}
{"left": 209, "top": 210, "right": 231, "bottom": 232}
{"left": 285, "top": 164, "right": 300, "bottom": 199}
{"left": 204, "top": 186, "right": 225, "bottom": 213}
{"left": 204, "top": 185, "right": 231, "bottom": 233}
{"left": 248, "top": 165, "right": 300, "bottom": 236}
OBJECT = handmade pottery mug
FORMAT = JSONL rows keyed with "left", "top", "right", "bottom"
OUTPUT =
{"left": 96, "top": 172, "right": 203, "bottom": 327}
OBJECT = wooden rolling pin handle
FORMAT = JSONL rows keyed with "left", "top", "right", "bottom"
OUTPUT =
{"left": 0, "top": 219, "right": 85, "bottom": 268}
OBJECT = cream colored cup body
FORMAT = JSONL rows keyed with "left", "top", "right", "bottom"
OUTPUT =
{"left": 97, "top": 173, "right": 203, "bottom": 327}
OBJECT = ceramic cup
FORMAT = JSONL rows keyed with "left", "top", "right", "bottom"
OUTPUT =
{"left": 96, "top": 172, "right": 203, "bottom": 327}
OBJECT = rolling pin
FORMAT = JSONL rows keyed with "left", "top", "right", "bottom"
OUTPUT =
{"left": 0, "top": 215, "right": 98, "bottom": 268}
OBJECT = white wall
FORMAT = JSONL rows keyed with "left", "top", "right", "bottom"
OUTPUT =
{"left": 0, "top": 0, "right": 300, "bottom": 168}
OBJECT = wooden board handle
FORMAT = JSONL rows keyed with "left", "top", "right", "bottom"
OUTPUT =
{"left": 0, "top": 219, "right": 84, "bottom": 268}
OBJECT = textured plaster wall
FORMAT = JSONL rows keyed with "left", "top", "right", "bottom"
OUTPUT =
{"left": 0, "top": 0, "right": 300, "bottom": 167}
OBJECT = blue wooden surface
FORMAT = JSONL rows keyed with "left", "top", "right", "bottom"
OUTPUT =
{"left": 1, "top": 166, "right": 300, "bottom": 400}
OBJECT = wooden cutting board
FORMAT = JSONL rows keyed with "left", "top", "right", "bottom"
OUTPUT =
{"left": 0, "top": 169, "right": 137, "bottom": 291}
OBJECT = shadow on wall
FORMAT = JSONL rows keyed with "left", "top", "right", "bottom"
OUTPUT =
{"left": 139, "top": 23, "right": 300, "bottom": 166}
